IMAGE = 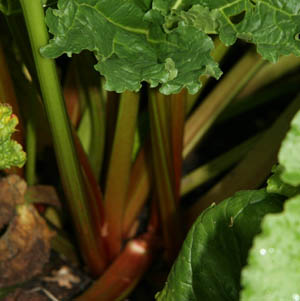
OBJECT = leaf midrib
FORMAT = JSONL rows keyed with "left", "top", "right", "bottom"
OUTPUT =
{"left": 76, "top": 1, "right": 149, "bottom": 35}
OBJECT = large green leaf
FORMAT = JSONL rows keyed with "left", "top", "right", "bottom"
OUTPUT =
{"left": 278, "top": 108, "right": 300, "bottom": 186}
{"left": 241, "top": 195, "right": 300, "bottom": 300}
{"left": 41, "top": 0, "right": 221, "bottom": 94}
{"left": 41, "top": 0, "right": 300, "bottom": 94}
{"left": 0, "top": 104, "right": 26, "bottom": 169}
{"left": 154, "top": 0, "right": 300, "bottom": 62}
{"left": 156, "top": 190, "right": 283, "bottom": 301}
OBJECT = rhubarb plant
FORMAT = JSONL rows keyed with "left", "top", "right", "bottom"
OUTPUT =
{"left": 1, "top": 0, "right": 300, "bottom": 300}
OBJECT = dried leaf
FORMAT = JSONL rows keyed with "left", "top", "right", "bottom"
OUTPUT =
{"left": 0, "top": 175, "right": 54, "bottom": 287}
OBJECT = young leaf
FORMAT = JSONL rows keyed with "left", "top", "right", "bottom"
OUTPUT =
{"left": 156, "top": 190, "right": 283, "bottom": 301}
{"left": 41, "top": 0, "right": 300, "bottom": 94}
{"left": 0, "top": 104, "right": 26, "bottom": 169}
{"left": 241, "top": 195, "right": 300, "bottom": 301}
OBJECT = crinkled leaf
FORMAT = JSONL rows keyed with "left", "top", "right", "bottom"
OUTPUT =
{"left": 156, "top": 190, "right": 283, "bottom": 301}
{"left": 155, "top": 0, "right": 300, "bottom": 62}
{"left": 41, "top": 0, "right": 221, "bottom": 94}
{"left": 42, "top": 0, "right": 300, "bottom": 94}
{"left": 267, "top": 165, "right": 300, "bottom": 198}
{"left": 0, "top": 105, "right": 26, "bottom": 169}
{"left": 241, "top": 194, "right": 300, "bottom": 300}
{"left": 278, "top": 108, "right": 300, "bottom": 186}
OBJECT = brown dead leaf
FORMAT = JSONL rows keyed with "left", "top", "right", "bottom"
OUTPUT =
{"left": 0, "top": 175, "right": 26, "bottom": 229}
{"left": 0, "top": 175, "right": 54, "bottom": 287}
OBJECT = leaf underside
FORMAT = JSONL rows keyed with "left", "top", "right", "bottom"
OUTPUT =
{"left": 41, "top": 0, "right": 300, "bottom": 94}
{"left": 156, "top": 189, "right": 283, "bottom": 301}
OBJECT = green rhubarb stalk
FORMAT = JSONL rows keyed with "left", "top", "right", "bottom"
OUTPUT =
{"left": 51, "top": 232, "right": 79, "bottom": 265}
{"left": 123, "top": 146, "right": 151, "bottom": 238}
{"left": 25, "top": 114, "right": 37, "bottom": 185}
{"left": 183, "top": 51, "right": 265, "bottom": 158}
{"left": 104, "top": 91, "right": 139, "bottom": 259}
{"left": 187, "top": 94, "right": 300, "bottom": 223}
{"left": 123, "top": 90, "right": 186, "bottom": 240}
{"left": 149, "top": 90, "right": 182, "bottom": 262}
{"left": 5, "top": 14, "right": 39, "bottom": 88}
{"left": 75, "top": 53, "right": 105, "bottom": 179}
{"left": 63, "top": 61, "right": 81, "bottom": 127}
{"left": 19, "top": 0, "right": 107, "bottom": 274}
{"left": 77, "top": 108, "right": 92, "bottom": 151}
{"left": 181, "top": 133, "right": 261, "bottom": 196}
{"left": 218, "top": 74, "right": 300, "bottom": 124}
{"left": 101, "top": 91, "right": 120, "bottom": 184}
{"left": 237, "top": 54, "right": 300, "bottom": 100}
{"left": 170, "top": 91, "right": 186, "bottom": 202}
{"left": 72, "top": 131, "right": 108, "bottom": 260}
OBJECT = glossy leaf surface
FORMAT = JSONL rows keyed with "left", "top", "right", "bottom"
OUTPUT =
{"left": 156, "top": 190, "right": 283, "bottom": 301}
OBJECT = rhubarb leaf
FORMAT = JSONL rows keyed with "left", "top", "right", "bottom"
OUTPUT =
{"left": 0, "top": 105, "right": 26, "bottom": 169}
{"left": 241, "top": 195, "right": 300, "bottom": 300}
{"left": 267, "top": 165, "right": 300, "bottom": 198}
{"left": 41, "top": 0, "right": 300, "bottom": 94}
{"left": 155, "top": 0, "right": 300, "bottom": 62}
{"left": 41, "top": 0, "right": 221, "bottom": 94}
{"left": 278, "top": 108, "right": 300, "bottom": 186}
{"left": 156, "top": 190, "right": 283, "bottom": 301}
